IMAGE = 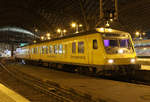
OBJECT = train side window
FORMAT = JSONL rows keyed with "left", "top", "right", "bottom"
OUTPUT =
{"left": 42, "top": 46, "right": 45, "bottom": 54}
{"left": 72, "top": 42, "right": 76, "bottom": 53}
{"left": 37, "top": 47, "right": 39, "bottom": 54}
{"left": 34, "top": 48, "right": 36, "bottom": 54}
{"left": 46, "top": 46, "right": 48, "bottom": 54}
{"left": 40, "top": 47, "right": 42, "bottom": 54}
{"left": 93, "top": 40, "right": 98, "bottom": 49}
{"left": 35, "top": 47, "right": 37, "bottom": 54}
{"left": 54, "top": 45, "right": 58, "bottom": 54}
{"left": 49, "top": 45, "right": 53, "bottom": 54}
{"left": 32, "top": 48, "right": 34, "bottom": 54}
{"left": 63, "top": 44, "right": 67, "bottom": 54}
{"left": 59, "top": 44, "right": 63, "bottom": 54}
{"left": 78, "top": 41, "right": 84, "bottom": 53}
{"left": 28, "top": 49, "right": 30, "bottom": 54}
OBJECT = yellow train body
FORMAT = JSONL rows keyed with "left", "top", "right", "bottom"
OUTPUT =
{"left": 16, "top": 28, "right": 139, "bottom": 71}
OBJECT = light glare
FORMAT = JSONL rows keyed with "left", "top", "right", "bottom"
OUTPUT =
{"left": 118, "top": 49, "right": 123, "bottom": 54}
{"left": 108, "top": 28, "right": 112, "bottom": 32}
{"left": 131, "top": 59, "right": 135, "bottom": 63}
{"left": 41, "top": 36, "right": 44, "bottom": 40}
{"left": 71, "top": 23, "right": 76, "bottom": 27}
{"left": 79, "top": 24, "right": 83, "bottom": 27}
{"left": 135, "top": 31, "right": 140, "bottom": 36}
{"left": 33, "top": 40, "right": 36, "bottom": 43}
{"left": 57, "top": 29, "right": 61, "bottom": 33}
{"left": 108, "top": 59, "right": 114, "bottom": 64}
{"left": 99, "top": 28, "right": 105, "bottom": 32}
{"left": 63, "top": 29, "right": 66, "bottom": 33}
{"left": 46, "top": 33, "right": 50, "bottom": 37}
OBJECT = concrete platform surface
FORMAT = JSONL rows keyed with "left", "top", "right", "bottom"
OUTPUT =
{"left": 137, "top": 58, "right": 150, "bottom": 70}
{"left": 0, "top": 83, "right": 30, "bottom": 102}
{"left": 137, "top": 58, "right": 150, "bottom": 65}
{"left": 11, "top": 64, "right": 150, "bottom": 102}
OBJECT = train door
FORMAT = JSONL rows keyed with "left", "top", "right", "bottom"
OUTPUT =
{"left": 89, "top": 35, "right": 104, "bottom": 65}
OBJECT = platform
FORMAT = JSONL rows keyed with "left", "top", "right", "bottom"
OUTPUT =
{"left": 137, "top": 58, "right": 150, "bottom": 63}
{"left": 0, "top": 83, "right": 29, "bottom": 102}
{"left": 10, "top": 64, "right": 150, "bottom": 102}
{"left": 137, "top": 58, "right": 150, "bottom": 70}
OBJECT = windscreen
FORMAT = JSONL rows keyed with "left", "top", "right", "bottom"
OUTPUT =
{"left": 103, "top": 39, "right": 133, "bottom": 54}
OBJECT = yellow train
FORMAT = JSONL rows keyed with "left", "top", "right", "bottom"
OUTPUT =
{"left": 15, "top": 28, "right": 141, "bottom": 75}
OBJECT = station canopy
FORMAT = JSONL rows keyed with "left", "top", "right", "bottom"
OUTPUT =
{"left": 0, "top": 0, "right": 149, "bottom": 43}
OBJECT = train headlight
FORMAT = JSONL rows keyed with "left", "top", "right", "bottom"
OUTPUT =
{"left": 118, "top": 49, "right": 123, "bottom": 54}
{"left": 130, "top": 58, "right": 135, "bottom": 63}
{"left": 108, "top": 59, "right": 114, "bottom": 64}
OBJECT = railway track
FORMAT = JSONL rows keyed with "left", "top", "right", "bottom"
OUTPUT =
{"left": 49, "top": 64, "right": 150, "bottom": 86}
{"left": 96, "top": 69, "right": 150, "bottom": 86}
{"left": 17, "top": 60, "right": 150, "bottom": 86}
{"left": 1, "top": 58, "right": 150, "bottom": 102}
{"left": 28, "top": 62, "right": 150, "bottom": 86}
{"left": 0, "top": 62, "right": 95, "bottom": 102}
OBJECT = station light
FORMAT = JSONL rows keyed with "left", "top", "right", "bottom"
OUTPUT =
{"left": 71, "top": 22, "right": 83, "bottom": 33}
{"left": 47, "top": 36, "right": 51, "bottom": 40}
{"left": 33, "top": 40, "right": 37, "bottom": 43}
{"left": 41, "top": 36, "right": 44, "bottom": 40}
{"left": 142, "top": 32, "right": 146, "bottom": 35}
{"left": 57, "top": 29, "right": 61, "bottom": 33}
{"left": 110, "top": 19, "right": 113, "bottom": 22}
{"left": 46, "top": 33, "right": 50, "bottom": 37}
{"left": 135, "top": 31, "right": 140, "bottom": 36}
{"left": 79, "top": 24, "right": 83, "bottom": 27}
{"left": 35, "top": 29, "right": 38, "bottom": 32}
{"left": 71, "top": 23, "right": 76, "bottom": 28}
{"left": 105, "top": 21, "right": 110, "bottom": 27}
{"left": 63, "top": 29, "right": 67, "bottom": 33}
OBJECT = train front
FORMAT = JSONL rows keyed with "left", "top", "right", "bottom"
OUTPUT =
{"left": 97, "top": 28, "right": 141, "bottom": 71}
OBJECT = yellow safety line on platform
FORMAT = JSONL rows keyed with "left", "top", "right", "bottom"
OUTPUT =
{"left": 0, "top": 83, "right": 30, "bottom": 102}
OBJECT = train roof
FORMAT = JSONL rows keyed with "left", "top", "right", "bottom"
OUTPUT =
{"left": 22, "top": 28, "right": 130, "bottom": 47}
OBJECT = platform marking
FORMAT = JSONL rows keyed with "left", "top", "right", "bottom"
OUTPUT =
{"left": 0, "top": 83, "right": 30, "bottom": 102}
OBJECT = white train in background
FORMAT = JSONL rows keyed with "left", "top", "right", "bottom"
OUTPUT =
{"left": 134, "top": 39, "right": 150, "bottom": 57}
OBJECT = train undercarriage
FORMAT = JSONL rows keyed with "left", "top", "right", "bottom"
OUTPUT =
{"left": 16, "top": 58, "right": 141, "bottom": 77}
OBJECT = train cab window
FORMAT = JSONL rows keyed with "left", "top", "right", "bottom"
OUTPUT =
{"left": 72, "top": 42, "right": 76, "bottom": 53}
{"left": 46, "top": 46, "right": 48, "bottom": 54}
{"left": 49, "top": 45, "right": 53, "bottom": 54}
{"left": 54, "top": 45, "right": 58, "bottom": 54}
{"left": 93, "top": 40, "right": 98, "bottom": 49}
{"left": 78, "top": 41, "right": 84, "bottom": 53}
{"left": 58, "top": 44, "right": 63, "bottom": 54}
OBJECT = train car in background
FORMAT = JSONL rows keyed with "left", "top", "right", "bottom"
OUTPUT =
{"left": 15, "top": 28, "right": 141, "bottom": 75}
{"left": 134, "top": 40, "right": 150, "bottom": 57}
